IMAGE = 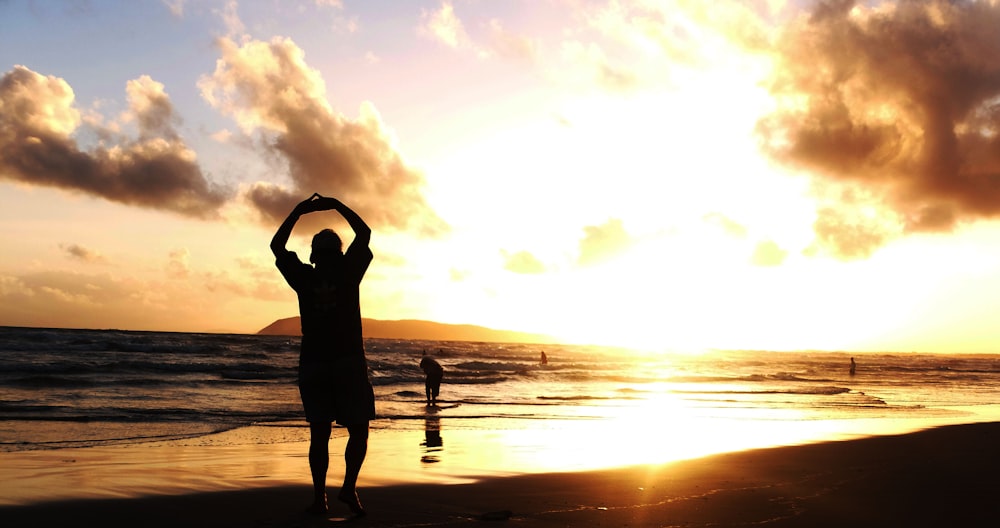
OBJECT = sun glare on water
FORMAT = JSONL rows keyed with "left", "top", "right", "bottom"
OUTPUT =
{"left": 468, "top": 397, "right": 865, "bottom": 474}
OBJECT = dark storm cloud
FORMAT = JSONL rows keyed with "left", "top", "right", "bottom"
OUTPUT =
{"left": 199, "top": 36, "right": 449, "bottom": 237}
{"left": 0, "top": 66, "right": 230, "bottom": 218}
{"left": 758, "top": 0, "right": 1000, "bottom": 257}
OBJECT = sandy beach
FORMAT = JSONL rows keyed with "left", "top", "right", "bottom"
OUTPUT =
{"left": 2, "top": 421, "right": 998, "bottom": 527}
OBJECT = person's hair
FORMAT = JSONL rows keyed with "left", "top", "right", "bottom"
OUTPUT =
{"left": 312, "top": 229, "right": 342, "bottom": 251}
{"left": 310, "top": 229, "right": 343, "bottom": 263}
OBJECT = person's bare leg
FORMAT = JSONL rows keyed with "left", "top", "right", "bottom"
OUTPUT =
{"left": 307, "top": 422, "right": 332, "bottom": 514}
{"left": 337, "top": 422, "right": 369, "bottom": 516}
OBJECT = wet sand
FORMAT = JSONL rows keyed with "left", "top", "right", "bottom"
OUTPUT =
{"left": 1, "top": 421, "right": 998, "bottom": 527}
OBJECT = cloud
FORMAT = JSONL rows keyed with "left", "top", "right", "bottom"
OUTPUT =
{"left": 562, "top": 0, "right": 773, "bottom": 92}
{"left": 60, "top": 243, "right": 107, "bottom": 263}
{"left": 805, "top": 206, "right": 892, "bottom": 261}
{"left": 203, "top": 268, "right": 287, "bottom": 302}
{"left": 703, "top": 212, "right": 748, "bottom": 238}
{"left": 215, "top": 0, "right": 245, "bottom": 38}
{"left": 486, "top": 19, "right": 540, "bottom": 62}
{"left": 502, "top": 250, "right": 546, "bottom": 275}
{"left": 560, "top": 40, "right": 640, "bottom": 93}
{"left": 577, "top": 219, "right": 634, "bottom": 266}
{"left": 758, "top": 0, "right": 1000, "bottom": 256}
{"left": 125, "top": 75, "right": 180, "bottom": 141}
{"left": 0, "top": 66, "right": 230, "bottom": 218}
{"left": 0, "top": 271, "right": 129, "bottom": 328}
{"left": 166, "top": 248, "right": 191, "bottom": 279}
{"left": 418, "top": 2, "right": 537, "bottom": 62}
{"left": 582, "top": 0, "right": 701, "bottom": 66}
{"left": 199, "top": 36, "right": 449, "bottom": 237}
{"left": 210, "top": 128, "right": 233, "bottom": 143}
{"left": 0, "top": 267, "right": 284, "bottom": 331}
{"left": 420, "top": 1, "right": 470, "bottom": 50}
{"left": 162, "top": 0, "right": 185, "bottom": 17}
{"left": 750, "top": 239, "right": 787, "bottom": 267}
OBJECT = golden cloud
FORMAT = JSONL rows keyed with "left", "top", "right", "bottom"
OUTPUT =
{"left": 759, "top": 0, "right": 1000, "bottom": 256}
{"left": 199, "top": 36, "right": 449, "bottom": 237}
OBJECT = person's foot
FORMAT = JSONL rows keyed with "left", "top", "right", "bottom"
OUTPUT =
{"left": 338, "top": 488, "right": 366, "bottom": 516}
{"left": 305, "top": 497, "right": 328, "bottom": 515}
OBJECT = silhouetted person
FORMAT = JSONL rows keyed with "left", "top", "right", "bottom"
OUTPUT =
{"left": 540, "top": 351, "right": 548, "bottom": 365}
{"left": 420, "top": 350, "right": 444, "bottom": 406}
{"left": 850, "top": 357, "right": 857, "bottom": 376}
{"left": 271, "top": 193, "right": 373, "bottom": 517}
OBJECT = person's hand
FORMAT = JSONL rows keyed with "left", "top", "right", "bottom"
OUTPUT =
{"left": 292, "top": 193, "right": 323, "bottom": 215}
{"left": 315, "top": 196, "right": 342, "bottom": 210}
{"left": 305, "top": 194, "right": 342, "bottom": 211}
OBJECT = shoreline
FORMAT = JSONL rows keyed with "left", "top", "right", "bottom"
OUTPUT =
{"left": 1, "top": 421, "right": 997, "bottom": 527}
{"left": 3, "top": 412, "right": 986, "bottom": 507}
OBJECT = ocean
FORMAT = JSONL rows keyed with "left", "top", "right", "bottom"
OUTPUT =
{"left": 3, "top": 326, "right": 1000, "bottom": 459}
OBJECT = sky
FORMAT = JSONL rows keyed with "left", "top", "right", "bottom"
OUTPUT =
{"left": 3, "top": 0, "right": 1000, "bottom": 353}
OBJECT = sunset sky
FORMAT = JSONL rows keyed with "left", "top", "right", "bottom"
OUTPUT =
{"left": 4, "top": 0, "right": 1000, "bottom": 352}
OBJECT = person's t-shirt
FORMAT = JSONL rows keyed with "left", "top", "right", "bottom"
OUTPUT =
{"left": 420, "top": 356, "right": 444, "bottom": 380}
{"left": 275, "top": 242, "right": 372, "bottom": 363}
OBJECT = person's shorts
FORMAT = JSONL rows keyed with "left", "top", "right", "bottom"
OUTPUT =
{"left": 298, "top": 355, "right": 375, "bottom": 425}
{"left": 425, "top": 373, "right": 443, "bottom": 393}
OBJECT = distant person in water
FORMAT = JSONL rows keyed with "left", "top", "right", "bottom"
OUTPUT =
{"left": 540, "top": 351, "right": 548, "bottom": 365}
{"left": 850, "top": 357, "right": 857, "bottom": 376}
{"left": 271, "top": 193, "right": 373, "bottom": 517}
{"left": 420, "top": 350, "right": 444, "bottom": 406}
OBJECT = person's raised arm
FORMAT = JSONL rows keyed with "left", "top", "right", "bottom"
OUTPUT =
{"left": 270, "top": 194, "right": 321, "bottom": 257}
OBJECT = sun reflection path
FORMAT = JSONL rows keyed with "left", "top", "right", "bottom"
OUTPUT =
{"left": 459, "top": 393, "right": 959, "bottom": 476}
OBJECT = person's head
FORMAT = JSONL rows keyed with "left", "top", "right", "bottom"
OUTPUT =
{"left": 310, "top": 229, "right": 343, "bottom": 265}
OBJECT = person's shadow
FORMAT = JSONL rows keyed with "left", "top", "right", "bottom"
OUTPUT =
{"left": 420, "top": 414, "right": 443, "bottom": 463}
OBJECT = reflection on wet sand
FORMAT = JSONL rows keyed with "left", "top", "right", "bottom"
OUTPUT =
{"left": 421, "top": 414, "right": 443, "bottom": 463}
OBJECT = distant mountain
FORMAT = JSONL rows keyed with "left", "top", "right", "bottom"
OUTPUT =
{"left": 257, "top": 316, "right": 558, "bottom": 344}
